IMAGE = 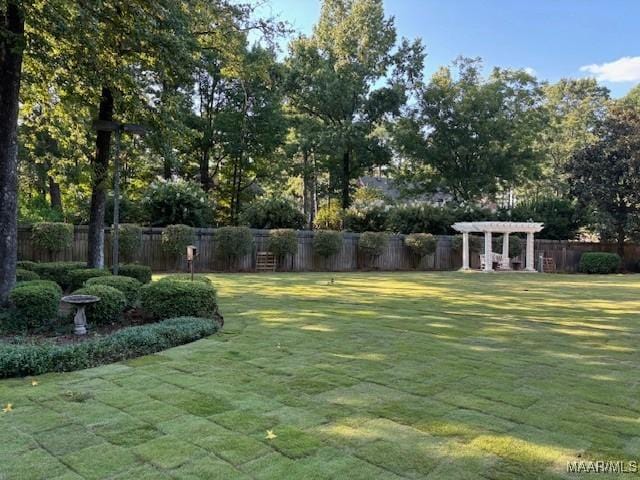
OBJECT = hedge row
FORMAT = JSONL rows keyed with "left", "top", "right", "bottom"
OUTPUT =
{"left": 0, "top": 317, "right": 220, "bottom": 378}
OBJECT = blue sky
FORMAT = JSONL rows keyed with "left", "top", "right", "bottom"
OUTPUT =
{"left": 257, "top": 0, "right": 640, "bottom": 97}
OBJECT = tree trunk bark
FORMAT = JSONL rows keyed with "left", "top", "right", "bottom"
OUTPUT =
{"left": 48, "top": 175, "right": 63, "bottom": 212}
{"left": 341, "top": 149, "right": 351, "bottom": 209}
{"left": 87, "top": 87, "right": 114, "bottom": 268}
{"left": 0, "top": 1, "right": 25, "bottom": 304}
{"left": 616, "top": 224, "right": 625, "bottom": 260}
{"left": 302, "top": 148, "right": 312, "bottom": 229}
{"left": 200, "top": 149, "right": 211, "bottom": 192}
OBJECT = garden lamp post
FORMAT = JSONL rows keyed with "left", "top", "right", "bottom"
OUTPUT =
{"left": 92, "top": 121, "right": 146, "bottom": 275}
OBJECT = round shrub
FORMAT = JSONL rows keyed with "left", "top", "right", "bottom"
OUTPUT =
{"left": 493, "top": 236, "right": 523, "bottom": 258}
{"left": 14, "top": 280, "right": 62, "bottom": 293}
{"left": 405, "top": 233, "right": 437, "bottom": 258}
{"left": 239, "top": 197, "right": 305, "bottom": 229}
{"left": 16, "top": 260, "right": 37, "bottom": 271}
{"left": 452, "top": 234, "right": 483, "bottom": 252}
{"left": 143, "top": 178, "right": 212, "bottom": 227}
{"left": 16, "top": 268, "right": 40, "bottom": 282}
{"left": 267, "top": 229, "right": 298, "bottom": 259}
{"left": 118, "top": 224, "right": 143, "bottom": 262}
{"left": 313, "top": 204, "right": 344, "bottom": 230}
{"left": 31, "top": 222, "right": 74, "bottom": 255}
{"left": 9, "top": 281, "right": 62, "bottom": 330}
{"left": 313, "top": 230, "right": 343, "bottom": 258}
{"left": 161, "top": 224, "right": 195, "bottom": 257}
{"left": 140, "top": 279, "right": 217, "bottom": 320}
{"left": 72, "top": 285, "right": 127, "bottom": 325}
{"left": 69, "top": 268, "right": 112, "bottom": 291}
{"left": 118, "top": 264, "right": 152, "bottom": 284}
{"left": 213, "top": 227, "right": 254, "bottom": 268}
{"left": 32, "top": 262, "right": 87, "bottom": 289}
{"left": 85, "top": 276, "right": 142, "bottom": 307}
{"left": 578, "top": 252, "right": 621, "bottom": 274}
{"left": 359, "top": 232, "right": 390, "bottom": 257}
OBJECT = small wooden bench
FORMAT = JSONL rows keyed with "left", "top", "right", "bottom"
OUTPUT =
{"left": 479, "top": 253, "right": 508, "bottom": 270}
{"left": 256, "top": 252, "right": 276, "bottom": 272}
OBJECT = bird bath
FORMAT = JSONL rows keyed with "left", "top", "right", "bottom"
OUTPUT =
{"left": 61, "top": 295, "right": 100, "bottom": 335}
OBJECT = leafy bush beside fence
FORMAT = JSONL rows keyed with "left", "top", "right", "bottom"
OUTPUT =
{"left": 578, "top": 252, "right": 621, "bottom": 274}
{"left": 32, "top": 262, "right": 87, "bottom": 289}
{"left": 31, "top": 222, "right": 74, "bottom": 256}
{"left": 313, "top": 230, "right": 343, "bottom": 258}
{"left": 140, "top": 279, "right": 218, "bottom": 320}
{"left": 213, "top": 226, "right": 254, "bottom": 269}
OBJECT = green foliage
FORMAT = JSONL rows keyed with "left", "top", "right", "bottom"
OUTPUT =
{"left": 161, "top": 224, "right": 195, "bottom": 257}
{"left": 85, "top": 276, "right": 142, "bottom": 308}
{"left": 143, "top": 179, "right": 212, "bottom": 227}
{"left": 313, "top": 204, "right": 344, "bottom": 230}
{"left": 267, "top": 229, "right": 298, "bottom": 259}
{"left": 313, "top": 230, "right": 343, "bottom": 258}
{"left": 404, "top": 233, "right": 437, "bottom": 258}
{"left": 32, "top": 262, "right": 87, "bottom": 289}
{"left": 213, "top": 227, "right": 254, "bottom": 266}
{"left": 507, "top": 198, "right": 584, "bottom": 240}
{"left": 16, "top": 261, "right": 37, "bottom": 271}
{"left": 359, "top": 232, "right": 390, "bottom": 257}
{"left": 72, "top": 285, "right": 127, "bottom": 326}
{"left": 16, "top": 269, "right": 40, "bottom": 282}
{"left": 140, "top": 279, "right": 217, "bottom": 320}
{"left": 18, "top": 195, "right": 64, "bottom": 223}
{"left": 69, "top": 269, "right": 112, "bottom": 291}
{"left": 13, "top": 280, "right": 62, "bottom": 294}
{"left": 117, "top": 264, "right": 152, "bottom": 284}
{"left": 8, "top": 281, "right": 62, "bottom": 330}
{"left": 158, "top": 274, "right": 212, "bottom": 285}
{"left": 386, "top": 204, "right": 454, "bottom": 234}
{"left": 452, "top": 234, "right": 483, "bottom": 252}
{"left": 118, "top": 224, "right": 143, "bottom": 262}
{"left": 240, "top": 197, "right": 304, "bottom": 229}
{"left": 578, "top": 252, "right": 621, "bottom": 274}
{"left": 31, "top": 222, "right": 74, "bottom": 254}
{"left": 343, "top": 201, "right": 389, "bottom": 232}
{"left": 0, "top": 317, "right": 219, "bottom": 378}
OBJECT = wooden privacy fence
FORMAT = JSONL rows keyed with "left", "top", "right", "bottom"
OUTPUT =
{"left": 16, "top": 226, "right": 640, "bottom": 273}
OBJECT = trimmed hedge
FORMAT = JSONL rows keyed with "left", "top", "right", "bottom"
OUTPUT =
{"left": 213, "top": 226, "right": 254, "bottom": 266}
{"left": 578, "top": 252, "right": 621, "bottom": 274}
{"left": 85, "top": 276, "right": 143, "bottom": 307}
{"left": 16, "top": 268, "right": 40, "bottom": 282}
{"left": 267, "top": 229, "right": 298, "bottom": 259}
{"left": 16, "top": 260, "right": 37, "bottom": 271}
{"left": 8, "top": 281, "right": 62, "bottom": 330}
{"left": 69, "top": 268, "right": 112, "bottom": 290}
{"left": 31, "top": 222, "right": 74, "bottom": 254}
{"left": 404, "top": 233, "right": 437, "bottom": 258}
{"left": 0, "top": 317, "right": 220, "bottom": 378}
{"left": 158, "top": 274, "right": 212, "bottom": 285}
{"left": 32, "top": 262, "right": 87, "bottom": 289}
{"left": 161, "top": 224, "right": 195, "bottom": 256}
{"left": 14, "top": 280, "right": 62, "bottom": 293}
{"left": 313, "top": 230, "right": 343, "bottom": 258}
{"left": 118, "top": 224, "right": 143, "bottom": 262}
{"left": 140, "top": 279, "right": 217, "bottom": 320}
{"left": 359, "top": 232, "right": 390, "bottom": 257}
{"left": 117, "top": 264, "right": 152, "bottom": 284}
{"left": 72, "top": 285, "right": 127, "bottom": 325}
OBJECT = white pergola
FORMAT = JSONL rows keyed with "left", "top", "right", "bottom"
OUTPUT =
{"left": 452, "top": 221, "right": 544, "bottom": 272}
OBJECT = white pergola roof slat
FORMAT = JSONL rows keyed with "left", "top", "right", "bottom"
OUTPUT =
{"left": 452, "top": 221, "right": 544, "bottom": 234}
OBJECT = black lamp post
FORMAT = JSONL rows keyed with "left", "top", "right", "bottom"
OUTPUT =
{"left": 92, "top": 120, "right": 146, "bottom": 275}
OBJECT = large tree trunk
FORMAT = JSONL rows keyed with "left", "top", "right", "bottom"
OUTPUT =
{"left": 341, "top": 149, "right": 351, "bottom": 209}
{"left": 302, "top": 149, "right": 312, "bottom": 229}
{"left": 0, "top": 2, "right": 25, "bottom": 304}
{"left": 87, "top": 87, "right": 114, "bottom": 268}
{"left": 200, "top": 149, "right": 211, "bottom": 192}
{"left": 616, "top": 223, "right": 625, "bottom": 260}
{"left": 48, "top": 175, "right": 63, "bottom": 212}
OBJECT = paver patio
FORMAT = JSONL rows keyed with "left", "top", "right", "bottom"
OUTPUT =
{"left": 1, "top": 272, "right": 639, "bottom": 479}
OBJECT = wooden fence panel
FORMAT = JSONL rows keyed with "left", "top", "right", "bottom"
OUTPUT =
{"left": 16, "top": 226, "right": 640, "bottom": 273}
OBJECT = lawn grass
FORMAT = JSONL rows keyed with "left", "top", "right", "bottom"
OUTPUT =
{"left": 2, "top": 272, "right": 640, "bottom": 479}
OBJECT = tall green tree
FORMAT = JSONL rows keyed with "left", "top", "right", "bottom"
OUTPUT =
{"left": 566, "top": 105, "right": 640, "bottom": 256}
{"left": 285, "top": 0, "right": 424, "bottom": 208}
{"left": 398, "top": 58, "right": 546, "bottom": 202}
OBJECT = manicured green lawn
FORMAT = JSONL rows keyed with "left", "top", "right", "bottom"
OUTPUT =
{"left": 2, "top": 272, "right": 640, "bottom": 479}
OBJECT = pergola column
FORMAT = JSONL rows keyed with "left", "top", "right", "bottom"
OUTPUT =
{"left": 461, "top": 232, "right": 470, "bottom": 270}
{"left": 501, "top": 233, "right": 511, "bottom": 270}
{"left": 525, "top": 232, "right": 535, "bottom": 271}
{"left": 484, "top": 231, "right": 493, "bottom": 272}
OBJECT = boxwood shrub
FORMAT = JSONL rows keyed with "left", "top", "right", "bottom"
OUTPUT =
{"left": 313, "top": 230, "right": 343, "bottom": 258}
{"left": 69, "top": 268, "right": 112, "bottom": 290}
{"left": 32, "top": 262, "right": 87, "bottom": 289}
{"left": 359, "top": 231, "right": 390, "bottom": 257}
{"left": 14, "top": 280, "right": 62, "bottom": 293}
{"left": 213, "top": 226, "right": 254, "bottom": 269}
{"left": 16, "top": 268, "right": 40, "bottom": 282}
{"left": 0, "top": 317, "right": 220, "bottom": 378}
{"left": 117, "top": 264, "right": 152, "bottom": 284}
{"left": 31, "top": 222, "right": 74, "bottom": 255}
{"left": 267, "top": 229, "right": 298, "bottom": 260}
{"left": 140, "top": 279, "right": 217, "bottom": 320}
{"left": 8, "top": 281, "right": 62, "bottom": 330}
{"left": 578, "top": 252, "right": 621, "bottom": 274}
{"left": 85, "top": 276, "right": 142, "bottom": 307}
{"left": 16, "top": 260, "right": 37, "bottom": 271}
{"left": 72, "top": 285, "right": 127, "bottom": 325}
{"left": 158, "top": 274, "right": 212, "bottom": 285}
{"left": 404, "top": 233, "right": 437, "bottom": 258}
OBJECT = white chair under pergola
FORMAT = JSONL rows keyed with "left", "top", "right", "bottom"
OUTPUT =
{"left": 452, "top": 221, "right": 544, "bottom": 272}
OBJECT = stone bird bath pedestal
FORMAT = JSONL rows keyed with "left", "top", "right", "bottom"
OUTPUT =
{"left": 61, "top": 295, "right": 100, "bottom": 335}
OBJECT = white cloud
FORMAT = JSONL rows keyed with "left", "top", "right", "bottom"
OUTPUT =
{"left": 580, "top": 56, "right": 640, "bottom": 82}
